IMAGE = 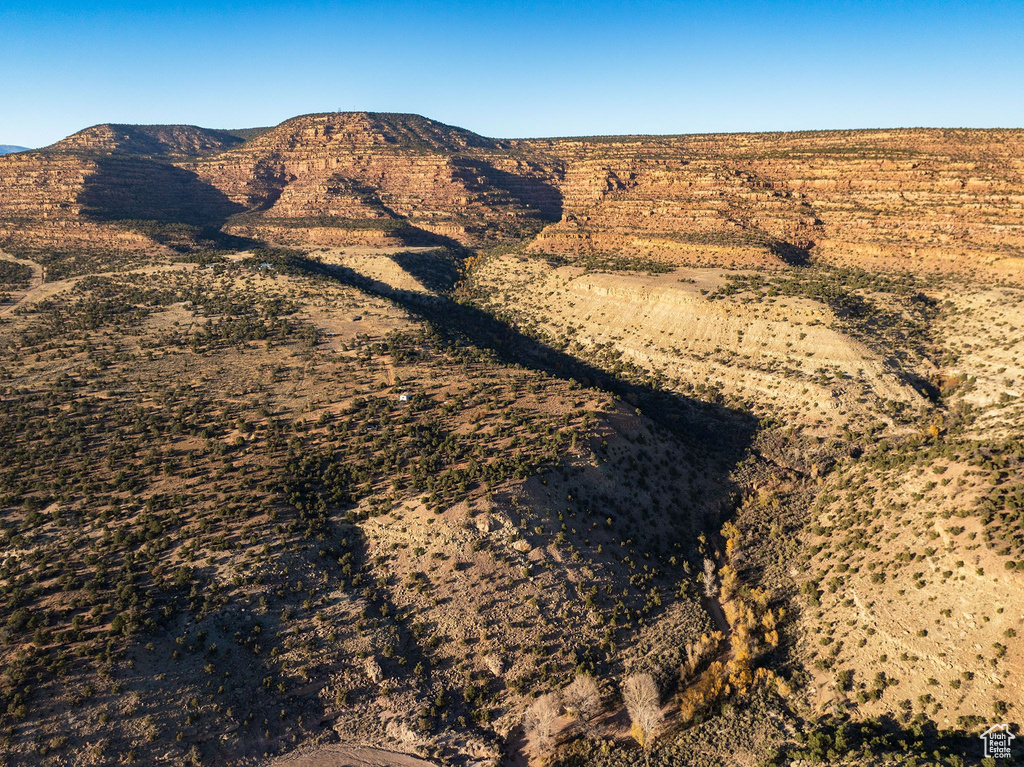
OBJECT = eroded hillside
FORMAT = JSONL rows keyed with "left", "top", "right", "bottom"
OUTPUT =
{"left": 0, "top": 114, "right": 1021, "bottom": 767}
{"left": 462, "top": 246, "right": 1024, "bottom": 761}
{"left": 3, "top": 116, "right": 1024, "bottom": 279}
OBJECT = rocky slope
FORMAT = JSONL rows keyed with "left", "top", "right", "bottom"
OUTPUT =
{"left": 519, "top": 129, "right": 1024, "bottom": 274}
{"left": 2, "top": 115, "right": 1022, "bottom": 279}
{"left": 0, "top": 125, "right": 255, "bottom": 274}
{"left": 1, "top": 114, "right": 1023, "bottom": 767}
{"left": 463, "top": 247, "right": 1024, "bottom": 752}
{"left": 45, "top": 124, "right": 251, "bottom": 157}
{"left": 188, "top": 113, "right": 563, "bottom": 247}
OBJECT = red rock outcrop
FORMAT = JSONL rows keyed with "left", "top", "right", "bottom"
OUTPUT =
{"left": 1, "top": 114, "right": 1022, "bottom": 277}
{"left": 187, "top": 113, "right": 563, "bottom": 246}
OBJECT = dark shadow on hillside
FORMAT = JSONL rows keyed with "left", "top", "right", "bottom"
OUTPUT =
{"left": 79, "top": 156, "right": 264, "bottom": 252}
{"left": 454, "top": 158, "right": 564, "bottom": 221}
{"left": 240, "top": 162, "right": 291, "bottom": 213}
{"left": 80, "top": 156, "right": 245, "bottom": 228}
{"left": 388, "top": 248, "right": 464, "bottom": 294}
{"left": 319, "top": 259, "right": 758, "bottom": 498}
{"left": 770, "top": 238, "right": 812, "bottom": 266}
{"left": 901, "top": 371, "right": 941, "bottom": 404}
{"left": 223, "top": 212, "right": 469, "bottom": 251}
{"left": 274, "top": 254, "right": 763, "bottom": 696}
{"left": 123, "top": 518, "right": 416, "bottom": 762}
{"left": 391, "top": 224, "right": 470, "bottom": 248}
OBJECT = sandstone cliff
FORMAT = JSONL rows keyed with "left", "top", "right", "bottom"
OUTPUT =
{"left": 1, "top": 114, "right": 1022, "bottom": 277}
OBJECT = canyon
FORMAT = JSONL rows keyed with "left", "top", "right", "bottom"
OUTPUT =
{"left": 2, "top": 114, "right": 1022, "bottom": 278}
{"left": 0, "top": 113, "right": 1020, "bottom": 767}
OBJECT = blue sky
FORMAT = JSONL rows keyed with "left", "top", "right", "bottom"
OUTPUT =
{"left": 1, "top": 0, "right": 1021, "bottom": 147}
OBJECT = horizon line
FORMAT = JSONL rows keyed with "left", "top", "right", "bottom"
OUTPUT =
{"left": 10, "top": 111, "right": 1024, "bottom": 152}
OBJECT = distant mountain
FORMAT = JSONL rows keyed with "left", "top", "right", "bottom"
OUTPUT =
{"left": 0, "top": 145, "right": 29, "bottom": 155}
{"left": 45, "top": 124, "right": 247, "bottom": 156}
{"left": 1, "top": 113, "right": 1023, "bottom": 277}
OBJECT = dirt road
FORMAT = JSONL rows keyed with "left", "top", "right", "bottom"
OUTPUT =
{"left": 0, "top": 250, "right": 44, "bottom": 316}
{"left": 271, "top": 744, "right": 438, "bottom": 767}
